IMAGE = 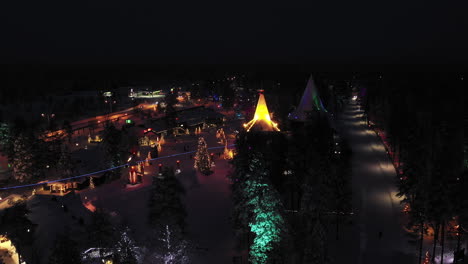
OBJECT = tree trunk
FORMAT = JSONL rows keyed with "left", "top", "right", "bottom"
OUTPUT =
{"left": 440, "top": 220, "right": 445, "bottom": 264}
{"left": 336, "top": 214, "right": 340, "bottom": 240}
{"left": 18, "top": 251, "right": 22, "bottom": 264}
{"left": 456, "top": 224, "right": 462, "bottom": 257}
{"left": 290, "top": 186, "right": 294, "bottom": 211}
{"left": 432, "top": 222, "right": 440, "bottom": 263}
{"left": 419, "top": 220, "right": 424, "bottom": 264}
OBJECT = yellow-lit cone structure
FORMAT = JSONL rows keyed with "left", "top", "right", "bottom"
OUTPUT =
{"left": 243, "top": 91, "right": 280, "bottom": 132}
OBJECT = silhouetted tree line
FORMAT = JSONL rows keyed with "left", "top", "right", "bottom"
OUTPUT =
{"left": 362, "top": 73, "right": 465, "bottom": 263}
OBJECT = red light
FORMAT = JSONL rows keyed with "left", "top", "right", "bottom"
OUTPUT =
{"left": 177, "top": 160, "right": 180, "bottom": 163}
{"left": 148, "top": 128, "right": 152, "bottom": 131}
{"left": 144, "top": 130, "right": 147, "bottom": 133}
{"left": 176, "top": 118, "right": 179, "bottom": 120}
{"left": 158, "top": 163, "right": 162, "bottom": 167}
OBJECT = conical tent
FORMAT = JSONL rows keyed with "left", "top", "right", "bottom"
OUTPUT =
{"left": 289, "top": 75, "right": 327, "bottom": 121}
{"left": 243, "top": 92, "right": 280, "bottom": 132}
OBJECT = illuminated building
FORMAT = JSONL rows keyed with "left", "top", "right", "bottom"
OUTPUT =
{"left": 289, "top": 75, "right": 327, "bottom": 122}
{"left": 243, "top": 90, "right": 280, "bottom": 132}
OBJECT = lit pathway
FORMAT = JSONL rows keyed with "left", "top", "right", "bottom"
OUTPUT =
{"left": 329, "top": 102, "right": 416, "bottom": 264}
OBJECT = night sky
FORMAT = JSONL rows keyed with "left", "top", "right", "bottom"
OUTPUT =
{"left": 1, "top": 2, "right": 467, "bottom": 64}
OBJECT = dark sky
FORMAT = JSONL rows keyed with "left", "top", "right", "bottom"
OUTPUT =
{"left": 1, "top": 2, "right": 467, "bottom": 64}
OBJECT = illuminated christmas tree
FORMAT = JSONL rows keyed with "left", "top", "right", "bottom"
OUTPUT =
{"left": 216, "top": 128, "right": 226, "bottom": 145}
{"left": 194, "top": 137, "right": 212, "bottom": 175}
{"left": 89, "top": 176, "right": 95, "bottom": 189}
{"left": 223, "top": 142, "right": 234, "bottom": 160}
{"left": 12, "top": 134, "right": 37, "bottom": 183}
{"left": 423, "top": 251, "right": 430, "bottom": 264}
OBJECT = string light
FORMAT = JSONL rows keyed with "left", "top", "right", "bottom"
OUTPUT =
{"left": 0, "top": 144, "right": 234, "bottom": 191}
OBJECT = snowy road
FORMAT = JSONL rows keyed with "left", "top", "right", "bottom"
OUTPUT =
{"left": 329, "top": 102, "right": 416, "bottom": 264}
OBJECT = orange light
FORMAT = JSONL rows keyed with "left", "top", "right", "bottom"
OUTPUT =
{"left": 243, "top": 93, "right": 280, "bottom": 132}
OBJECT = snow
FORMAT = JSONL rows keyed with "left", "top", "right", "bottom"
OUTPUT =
{"left": 27, "top": 193, "right": 92, "bottom": 264}
{"left": 75, "top": 126, "right": 237, "bottom": 263}
{"left": 0, "top": 236, "right": 19, "bottom": 264}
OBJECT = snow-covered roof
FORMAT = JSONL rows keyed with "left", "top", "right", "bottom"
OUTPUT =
{"left": 289, "top": 75, "right": 327, "bottom": 121}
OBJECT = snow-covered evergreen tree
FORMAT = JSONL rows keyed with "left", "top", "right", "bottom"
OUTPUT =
{"left": 57, "top": 146, "right": 74, "bottom": 178}
{"left": 12, "top": 134, "right": 37, "bottom": 183}
{"left": 193, "top": 137, "right": 212, "bottom": 175}
{"left": 244, "top": 156, "right": 286, "bottom": 264}
{"left": 0, "top": 123, "right": 12, "bottom": 154}
{"left": 48, "top": 233, "right": 81, "bottom": 264}
{"left": 231, "top": 148, "right": 287, "bottom": 264}
{"left": 148, "top": 167, "right": 186, "bottom": 231}
{"left": 114, "top": 226, "right": 138, "bottom": 264}
{"left": 303, "top": 219, "right": 328, "bottom": 264}
{"left": 102, "top": 124, "right": 123, "bottom": 168}
{"left": 147, "top": 225, "right": 189, "bottom": 264}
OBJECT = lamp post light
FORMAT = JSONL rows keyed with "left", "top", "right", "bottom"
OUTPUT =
{"left": 104, "top": 99, "right": 116, "bottom": 119}
{"left": 158, "top": 163, "right": 163, "bottom": 175}
{"left": 175, "top": 160, "right": 181, "bottom": 174}
{"left": 41, "top": 113, "right": 55, "bottom": 128}
{"left": 454, "top": 224, "right": 465, "bottom": 264}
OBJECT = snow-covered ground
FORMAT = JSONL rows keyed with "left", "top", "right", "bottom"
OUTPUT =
{"left": 327, "top": 102, "right": 416, "bottom": 264}
{"left": 75, "top": 126, "right": 238, "bottom": 263}
{"left": 0, "top": 236, "right": 19, "bottom": 264}
{"left": 28, "top": 193, "right": 92, "bottom": 264}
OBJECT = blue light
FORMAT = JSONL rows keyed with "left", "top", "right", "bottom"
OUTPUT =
{"left": 0, "top": 144, "right": 235, "bottom": 190}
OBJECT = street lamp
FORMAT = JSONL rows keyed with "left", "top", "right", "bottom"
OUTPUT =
{"left": 104, "top": 99, "right": 117, "bottom": 121}
{"left": 41, "top": 113, "right": 55, "bottom": 128}
{"left": 104, "top": 100, "right": 116, "bottom": 113}
{"left": 158, "top": 163, "right": 163, "bottom": 175}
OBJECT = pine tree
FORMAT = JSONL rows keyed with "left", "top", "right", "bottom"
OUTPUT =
{"left": 303, "top": 219, "right": 328, "bottom": 264}
{"left": 148, "top": 167, "right": 186, "bottom": 231}
{"left": 102, "top": 124, "right": 123, "bottom": 168}
{"left": 231, "top": 149, "right": 287, "bottom": 264}
{"left": 164, "top": 90, "right": 178, "bottom": 128}
{"left": 0, "top": 201, "right": 35, "bottom": 264}
{"left": 62, "top": 120, "right": 73, "bottom": 143}
{"left": 87, "top": 208, "right": 117, "bottom": 255}
{"left": 57, "top": 146, "right": 74, "bottom": 178}
{"left": 12, "top": 134, "right": 37, "bottom": 183}
{"left": 146, "top": 225, "right": 189, "bottom": 264}
{"left": 193, "top": 137, "right": 212, "bottom": 175}
{"left": 114, "top": 226, "right": 138, "bottom": 264}
{"left": 245, "top": 155, "right": 287, "bottom": 264}
{"left": 48, "top": 233, "right": 82, "bottom": 264}
{"left": 0, "top": 123, "right": 13, "bottom": 157}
